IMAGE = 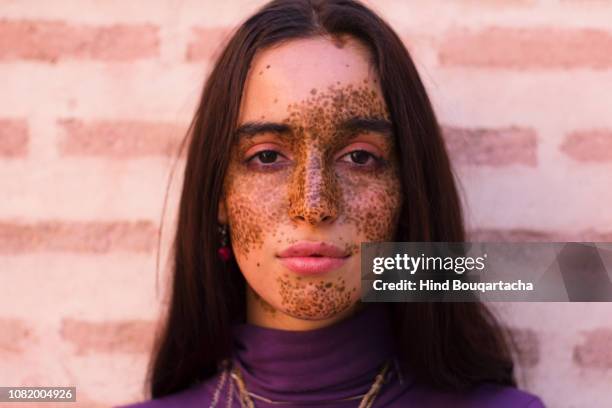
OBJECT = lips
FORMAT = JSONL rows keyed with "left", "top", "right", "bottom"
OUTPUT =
{"left": 278, "top": 241, "right": 349, "bottom": 258}
{"left": 277, "top": 241, "right": 350, "bottom": 275}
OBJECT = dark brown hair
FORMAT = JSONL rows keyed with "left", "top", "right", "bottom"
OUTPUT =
{"left": 148, "top": 0, "right": 516, "bottom": 399}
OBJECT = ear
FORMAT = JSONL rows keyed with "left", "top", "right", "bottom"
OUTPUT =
{"left": 217, "top": 196, "right": 228, "bottom": 224}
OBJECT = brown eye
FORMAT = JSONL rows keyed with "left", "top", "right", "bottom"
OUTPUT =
{"left": 349, "top": 150, "right": 372, "bottom": 165}
{"left": 342, "top": 150, "right": 381, "bottom": 167}
{"left": 245, "top": 149, "right": 289, "bottom": 170}
{"left": 257, "top": 150, "right": 278, "bottom": 163}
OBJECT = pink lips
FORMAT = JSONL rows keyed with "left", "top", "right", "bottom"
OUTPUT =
{"left": 277, "top": 241, "right": 350, "bottom": 275}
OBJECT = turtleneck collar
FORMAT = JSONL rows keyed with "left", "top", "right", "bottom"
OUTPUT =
{"left": 230, "top": 303, "right": 398, "bottom": 405}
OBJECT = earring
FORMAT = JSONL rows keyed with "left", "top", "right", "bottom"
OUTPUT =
{"left": 217, "top": 224, "right": 232, "bottom": 262}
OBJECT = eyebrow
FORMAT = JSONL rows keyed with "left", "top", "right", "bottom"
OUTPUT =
{"left": 233, "top": 116, "right": 393, "bottom": 140}
{"left": 340, "top": 116, "right": 393, "bottom": 137}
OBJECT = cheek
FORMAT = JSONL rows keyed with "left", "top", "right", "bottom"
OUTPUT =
{"left": 341, "top": 170, "right": 403, "bottom": 241}
{"left": 224, "top": 168, "right": 288, "bottom": 257}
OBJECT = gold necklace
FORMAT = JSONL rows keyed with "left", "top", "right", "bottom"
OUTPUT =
{"left": 227, "top": 359, "right": 391, "bottom": 408}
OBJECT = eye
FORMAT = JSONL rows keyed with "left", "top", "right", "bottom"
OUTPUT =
{"left": 252, "top": 150, "right": 279, "bottom": 164}
{"left": 339, "top": 150, "right": 381, "bottom": 166}
{"left": 245, "top": 149, "right": 289, "bottom": 169}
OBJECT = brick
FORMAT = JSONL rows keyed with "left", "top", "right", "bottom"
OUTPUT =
{"left": 186, "top": 27, "right": 231, "bottom": 61}
{"left": 0, "top": 254, "right": 162, "bottom": 321}
{"left": 561, "top": 129, "right": 612, "bottom": 162}
{"left": 0, "top": 119, "right": 28, "bottom": 157}
{"left": 60, "top": 319, "right": 155, "bottom": 355}
{"left": 58, "top": 119, "right": 186, "bottom": 157}
{"left": 0, "top": 220, "right": 158, "bottom": 253}
{"left": 0, "top": 318, "right": 33, "bottom": 353}
{"left": 573, "top": 328, "right": 612, "bottom": 368}
{"left": 576, "top": 230, "right": 612, "bottom": 242}
{"left": 442, "top": 125, "right": 537, "bottom": 166}
{"left": 509, "top": 327, "right": 539, "bottom": 367}
{"left": 439, "top": 27, "right": 612, "bottom": 69}
{"left": 0, "top": 20, "right": 159, "bottom": 62}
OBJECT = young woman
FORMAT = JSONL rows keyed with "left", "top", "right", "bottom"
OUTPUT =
{"left": 118, "top": 0, "right": 545, "bottom": 406}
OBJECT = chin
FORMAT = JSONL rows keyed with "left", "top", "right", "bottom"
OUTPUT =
{"left": 283, "top": 296, "right": 358, "bottom": 321}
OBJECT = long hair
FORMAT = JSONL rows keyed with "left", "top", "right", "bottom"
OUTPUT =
{"left": 148, "top": 0, "right": 516, "bottom": 398}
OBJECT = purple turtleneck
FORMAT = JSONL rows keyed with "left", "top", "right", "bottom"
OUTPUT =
{"left": 117, "top": 304, "right": 545, "bottom": 407}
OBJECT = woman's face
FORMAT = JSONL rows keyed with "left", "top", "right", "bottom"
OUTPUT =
{"left": 218, "top": 36, "right": 403, "bottom": 328}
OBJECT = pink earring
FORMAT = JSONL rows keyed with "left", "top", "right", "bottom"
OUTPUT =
{"left": 217, "top": 224, "right": 232, "bottom": 261}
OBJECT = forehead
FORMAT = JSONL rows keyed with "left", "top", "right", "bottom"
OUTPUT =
{"left": 238, "top": 35, "right": 383, "bottom": 124}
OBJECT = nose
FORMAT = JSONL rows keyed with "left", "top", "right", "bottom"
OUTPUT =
{"left": 288, "top": 155, "right": 340, "bottom": 225}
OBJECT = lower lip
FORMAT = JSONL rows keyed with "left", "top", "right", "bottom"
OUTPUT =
{"left": 277, "top": 256, "right": 349, "bottom": 275}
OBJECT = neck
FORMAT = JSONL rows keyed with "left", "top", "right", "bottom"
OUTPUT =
{"left": 230, "top": 302, "right": 401, "bottom": 404}
{"left": 245, "top": 285, "right": 364, "bottom": 331}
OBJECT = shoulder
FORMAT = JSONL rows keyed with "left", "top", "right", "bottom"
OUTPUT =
{"left": 394, "top": 382, "right": 545, "bottom": 408}
{"left": 113, "top": 374, "right": 223, "bottom": 408}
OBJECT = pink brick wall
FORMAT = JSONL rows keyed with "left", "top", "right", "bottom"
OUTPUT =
{"left": 0, "top": 1, "right": 610, "bottom": 407}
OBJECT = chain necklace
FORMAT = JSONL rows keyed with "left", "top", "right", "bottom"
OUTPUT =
{"left": 208, "top": 359, "right": 391, "bottom": 408}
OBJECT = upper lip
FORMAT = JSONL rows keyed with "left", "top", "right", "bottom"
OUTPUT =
{"left": 277, "top": 241, "right": 350, "bottom": 258}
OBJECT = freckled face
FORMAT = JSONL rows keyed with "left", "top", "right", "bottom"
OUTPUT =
{"left": 218, "top": 36, "right": 403, "bottom": 321}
